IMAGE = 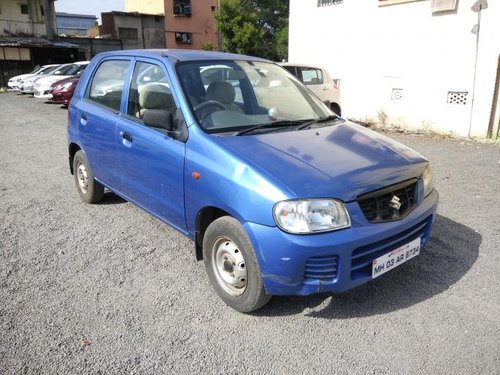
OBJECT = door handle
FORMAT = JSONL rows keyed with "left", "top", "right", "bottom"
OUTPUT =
{"left": 80, "top": 113, "right": 88, "bottom": 125}
{"left": 120, "top": 131, "right": 133, "bottom": 142}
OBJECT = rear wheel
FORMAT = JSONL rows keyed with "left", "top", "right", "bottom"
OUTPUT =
{"left": 203, "top": 216, "right": 271, "bottom": 313}
{"left": 72, "top": 150, "right": 104, "bottom": 203}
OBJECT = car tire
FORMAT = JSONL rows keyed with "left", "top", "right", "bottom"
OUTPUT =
{"left": 72, "top": 150, "right": 104, "bottom": 203}
{"left": 203, "top": 216, "right": 271, "bottom": 313}
{"left": 331, "top": 103, "right": 341, "bottom": 116}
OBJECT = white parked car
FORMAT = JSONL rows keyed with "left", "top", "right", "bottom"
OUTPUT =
{"left": 279, "top": 63, "right": 342, "bottom": 116}
{"left": 8, "top": 64, "right": 60, "bottom": 91}
{"left": 33, "top": 61, "right": 89, "bottom": 99}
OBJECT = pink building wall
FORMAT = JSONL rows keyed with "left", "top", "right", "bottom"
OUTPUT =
{"left": 164, "top": 0, "right": 219, "bottom": 50}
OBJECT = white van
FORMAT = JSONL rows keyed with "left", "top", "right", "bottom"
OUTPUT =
{"left": 280, "top": 63, "right": 342, "bottom": 116}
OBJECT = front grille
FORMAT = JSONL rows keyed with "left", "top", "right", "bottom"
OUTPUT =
{"left": 357, "top": 179, "right": 418, "bottom": 223}
{"left": 350, "top": 215, "right": 433, "bottom": 280}
{"left": 304, "top": 255, "right": 339, "bottom": 281}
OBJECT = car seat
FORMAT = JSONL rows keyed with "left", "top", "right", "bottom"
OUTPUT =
{"left": 205, "top": 81, "right": 243, "bottom": 113}
{"left": 138, "top": 83, "right": 175, "bottom": 118}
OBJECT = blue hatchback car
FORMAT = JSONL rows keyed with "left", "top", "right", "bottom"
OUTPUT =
{"left": 67, "top": 50, "right": 438, "bottom": 312}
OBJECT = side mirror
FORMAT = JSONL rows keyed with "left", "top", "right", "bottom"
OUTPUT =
{"left": 143, "top": 109, "right": 174, "bottom": 131}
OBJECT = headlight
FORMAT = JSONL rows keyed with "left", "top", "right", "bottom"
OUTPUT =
{"left": 422, "top": 164, "right": 434, "bottom": 197}
{"left": 61, "top": 82, "right": 74, "bottom": 90}
{"left": 273, "top": 199, "right": 351, "bottom": 234}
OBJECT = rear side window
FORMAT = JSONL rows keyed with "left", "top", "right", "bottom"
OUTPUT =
{"left": 299, "top": 67, "right": 324, "bottom": 85}
{"left": 88, "top": 60, "right": 129, "bottom": 112}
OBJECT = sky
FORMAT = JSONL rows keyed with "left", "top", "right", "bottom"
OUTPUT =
{"left": 55, "top": 0, "right": 125, "bottom": 21}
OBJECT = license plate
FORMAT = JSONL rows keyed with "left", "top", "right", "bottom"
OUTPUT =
{"left": 372, "top": 237, "right": 421, "bottom": 279}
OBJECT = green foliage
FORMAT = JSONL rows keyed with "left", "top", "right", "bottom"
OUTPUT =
{"left": 215, "top": 0, "right": 289, "bottom": 61}
{"left": 201, "top": 42, "right": 217, "bottom": 51}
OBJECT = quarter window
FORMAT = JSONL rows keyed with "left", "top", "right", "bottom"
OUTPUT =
{"left": 88, "top": 60, "right": 129, "bottom": 112}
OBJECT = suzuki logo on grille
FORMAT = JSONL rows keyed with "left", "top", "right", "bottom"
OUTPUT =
{"left": 389, "top": 195, "right": 402, "bottom": 212}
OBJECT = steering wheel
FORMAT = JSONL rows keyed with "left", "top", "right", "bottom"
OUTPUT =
{"left": 194, "top": 100, "right": 227, "bottom": 122}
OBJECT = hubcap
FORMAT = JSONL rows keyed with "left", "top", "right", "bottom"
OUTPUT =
{"left": 76, "top": 161, "right": 89, "bottom": 194}
{"left": 212, "top": 237, "right": 247, "bottom": 296}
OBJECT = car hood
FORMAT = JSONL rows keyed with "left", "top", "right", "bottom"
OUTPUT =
{"left": 10, "top": 73, "right": 32, "bottom": 82}
{"left": 51, "top": 76, "right": 79, "bottom": 88}
{"left": 217, "top": 121, "right": 428, "bottom": 201}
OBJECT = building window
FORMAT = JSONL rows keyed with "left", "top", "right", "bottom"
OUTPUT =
{"left": 20, "top": 4, "right": 29, "bottom": 15}
{"left": 119, "top": 27, "right": 139, "bottom": 42}
{"left": 175, "top": 32, "right": 192, "bottom": 44}
{"left": 317, "top": 0, "right": 343, "bottom": 6}
{"left": 173, "top": 0, "right": 191, "bottom": 16}
{"left": 40, "top": 6, "right": 44, "bottom": 16}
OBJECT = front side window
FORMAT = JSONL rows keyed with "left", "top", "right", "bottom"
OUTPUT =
{"left": 88, "top": 60, "right": 129, "bottom": 112}
{"left": 127, "top": 61, "right": 175, "bottom": 121}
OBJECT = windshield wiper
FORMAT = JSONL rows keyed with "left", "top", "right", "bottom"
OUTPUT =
{"left": 294, "top": 115, "right": 340, "bottom": 131}
{"left": 235, "top": 119, "right": 311, "bottom": 136}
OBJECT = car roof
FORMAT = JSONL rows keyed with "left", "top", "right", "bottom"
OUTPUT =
{"left": 93, "top": 49, "right": 271, "bottom": 63}
{"left": 279, "top": 62, "right": 324, "bottom": 70}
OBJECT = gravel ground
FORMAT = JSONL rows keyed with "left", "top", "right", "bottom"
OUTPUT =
{"left": 0, "top": 92, "right": 499, "bottom": 374}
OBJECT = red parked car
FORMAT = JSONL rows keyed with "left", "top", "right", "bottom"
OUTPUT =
{"left": 49, "top": 71, "right": 82, "bottom": 106}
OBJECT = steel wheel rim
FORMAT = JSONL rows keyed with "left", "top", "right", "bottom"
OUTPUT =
{"left": 212, "top": 237, "right": 247, "bottom": 296}
{"left": 76, "top": 161, "right": 89, "bottom": 194}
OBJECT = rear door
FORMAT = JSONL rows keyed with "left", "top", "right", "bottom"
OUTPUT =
{"left": 76, "top": 58, "right": 131, "bottom": 189}
{"left": 115, "top": 59, "right": 187, "bottom": 232}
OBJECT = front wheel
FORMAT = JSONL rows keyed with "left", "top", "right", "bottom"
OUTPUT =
{"left": 203, "top": 216, "right": 271, "bottom": 313}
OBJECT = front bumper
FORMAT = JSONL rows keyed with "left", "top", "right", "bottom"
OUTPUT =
{"left": 244, "top": 189, "right": 439, "bottom": 296}
{"left": 50, "top": 91, "right": 70, "bottom": 105}
{"left": 34, "top": 88, "right": 51, "bottom": 99}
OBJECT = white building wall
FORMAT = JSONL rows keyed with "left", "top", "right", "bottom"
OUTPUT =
{"left": 289, "top": 0, "right": 500, "bottom": 137}
{"left": 124, "top": 0, "right": 164, "bottom": 14}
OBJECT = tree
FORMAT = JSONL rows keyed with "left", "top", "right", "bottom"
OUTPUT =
{"left": 215, "top": 0, "right": 289, "bottom": 61}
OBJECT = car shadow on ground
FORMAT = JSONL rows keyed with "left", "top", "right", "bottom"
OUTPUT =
{"left": 256, "top": 214, "right": 481, "bottom": 318}
{"left": 98, "top": 191, "right": 127, "bottom": 205}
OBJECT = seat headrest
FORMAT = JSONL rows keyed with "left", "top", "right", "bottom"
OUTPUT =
{"left": 139, "top": 83, "right": 173, "bottom": 110}
{"left": 206, "top": 81, "right": 236, "bottom": 104}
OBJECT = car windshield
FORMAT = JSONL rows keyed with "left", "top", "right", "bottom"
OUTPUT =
{"left": 36, "top": 65, "right": 60, "bottom": 75}
{"left": 177, "top": 60, "right": 335, "bottom": 135}
{"left": 53, "top": 64, "right": 79, "bottom": 76}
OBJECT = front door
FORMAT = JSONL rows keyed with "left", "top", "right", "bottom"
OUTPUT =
{"left": 115, "top": 59, "right": 187, "bottom": 232}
